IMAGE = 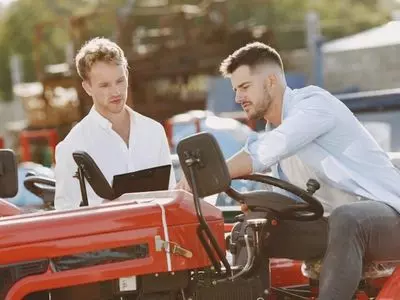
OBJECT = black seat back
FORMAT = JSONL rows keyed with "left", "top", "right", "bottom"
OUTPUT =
{"left": 72, "top": 151, "right": 115, "bottom": 200}
{"left": 177, "top": 132, "right": 231, "bottom": 198}
{"left": 0, "top": 149, "right": 18, "bottom": 198}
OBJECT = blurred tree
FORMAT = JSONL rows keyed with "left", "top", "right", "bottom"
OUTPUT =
{"left": 0, "top": 0, "right": 124, "bottom": 101}
{"left": 0, "top": 0, "right": 390, "bottom": 101}
{"left": 0, "top": 23, "right": 12, "bottom": 101}
{"left": 227, "top": 0, "right": 389, "bottom": 50}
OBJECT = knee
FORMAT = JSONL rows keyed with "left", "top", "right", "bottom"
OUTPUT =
{"left": 329, "top": 205, "right": 361, "bottom": 236}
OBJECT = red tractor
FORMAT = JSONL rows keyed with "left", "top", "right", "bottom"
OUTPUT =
{"left": 0, "top": 133, "right": 399, "bottom": 299}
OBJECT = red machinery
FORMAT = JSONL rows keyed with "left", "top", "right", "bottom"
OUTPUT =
{"left": 19, "top": 128, "right": 58, "bottom": 164}
{"left": 0, "top": 190, "right": 225, "bottom": 300}
{"left": 0, "top": 133, "right": 399, "bottom": 300}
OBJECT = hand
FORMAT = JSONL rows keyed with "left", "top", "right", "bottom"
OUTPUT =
{"left": 240, "top": 203, "right": 249, "bottom": 214}
{"left": 175, "top": 176, "right": 192, "bottom": 193}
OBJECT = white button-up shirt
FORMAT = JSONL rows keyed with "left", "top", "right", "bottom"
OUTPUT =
{"left": 245, "top": 85, "right": 400, "bottom": 214}
{"left": 54, "top": 106, "right": 176, "bottom": 210}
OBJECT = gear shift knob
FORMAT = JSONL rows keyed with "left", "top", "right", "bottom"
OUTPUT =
{"left": 306, "top": 179, "right": 320, "bottom": 195}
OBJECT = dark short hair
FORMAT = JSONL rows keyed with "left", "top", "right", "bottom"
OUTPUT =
{"left": 219, "top": 42, "right": 283, "bottom": 77}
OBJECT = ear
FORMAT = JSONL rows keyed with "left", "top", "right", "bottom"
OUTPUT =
{"left": 265, "top": 73, "right": 279, "bottom": 90}
{"left": 82, "top": 80, "right": 92, "bottom": 97}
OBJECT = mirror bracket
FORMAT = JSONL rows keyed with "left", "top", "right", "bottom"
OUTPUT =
{"left": 183, "top": 149, "right": 204, "bottom": 168}
{"left": 73, "top": 164, "right": 89, "bottom": 207}
{"left": 177, "top": 133, "right": 232, "bottom": 276}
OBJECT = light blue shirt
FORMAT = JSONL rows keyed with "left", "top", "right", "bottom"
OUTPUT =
{"left": 244, "top": 85, "right": 400, "bottom": 213}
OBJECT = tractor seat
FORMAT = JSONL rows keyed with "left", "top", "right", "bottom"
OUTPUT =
{"left": 301, "top": 259, "right": 399, "bottom": 280}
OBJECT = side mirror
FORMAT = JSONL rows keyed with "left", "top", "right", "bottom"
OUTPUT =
{"left": 176, "top": 132, "right": 232, "bottom": 275}
{"left": 177, "top": 132, "right": 231, "bottom": 198}
{"left": 72, "top": 151, "right": 115, "bottom": 201}
{"left": 0, "top": 149, "right": 18, "bottom": 198}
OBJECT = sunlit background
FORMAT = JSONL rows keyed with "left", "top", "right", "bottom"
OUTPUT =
{"left": 0, "top": 0, "right": 400, "bottom": 208}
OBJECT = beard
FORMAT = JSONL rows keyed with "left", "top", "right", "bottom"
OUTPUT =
{"left": 245, "top": 93, "right": 273, "bottom": 120}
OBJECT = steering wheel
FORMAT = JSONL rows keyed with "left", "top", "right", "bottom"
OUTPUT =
{"left": 225, "top": 173, "right": 324, "bottom": 221}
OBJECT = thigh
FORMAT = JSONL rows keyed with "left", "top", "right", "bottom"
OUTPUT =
{"left": 342, "top": 201, "right": 400, "bottom": 261}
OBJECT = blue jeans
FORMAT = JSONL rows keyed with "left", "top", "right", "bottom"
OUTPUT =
{"left": 319, "top": 201, "right": 400, "bottom": 299}
{"left": 233, "top": 200, "right": 400, "bottom": 299}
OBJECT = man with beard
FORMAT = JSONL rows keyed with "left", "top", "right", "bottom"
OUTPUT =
{"left": 176, "top": 42, "right": 400, "bottom": 299}
{"left": 55, "top": 37, "right": 175, "bottom": 210}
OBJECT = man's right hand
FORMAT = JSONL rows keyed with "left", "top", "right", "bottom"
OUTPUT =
{"left": 175, "top": 176, "right": 192, "bottom": 193}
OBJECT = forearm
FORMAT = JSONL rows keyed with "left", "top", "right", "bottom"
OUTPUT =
{"left": 226, "top": 150, "right": 253, "bottom": 179}
{"left": 246, "top": 99, "right": 335, "bottom": 170}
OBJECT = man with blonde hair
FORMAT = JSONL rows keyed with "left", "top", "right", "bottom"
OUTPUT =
{"left": 55, "top": 37, "right": 175, "bottom": 210}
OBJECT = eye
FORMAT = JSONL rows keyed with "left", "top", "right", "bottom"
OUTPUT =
{"left": 238, "top": 85, "right": 249, "bottom": 93}
{"left": 99, "top": 83, "right": 108, "bottom": 88}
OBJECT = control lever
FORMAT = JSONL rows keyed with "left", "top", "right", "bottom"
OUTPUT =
{"left": 233, "top": 213, "right": 245, "bottom": 222}
{"left": 306, "top": 179, "right": 320, "bottom": 195}
{"left": 220, "top": 218, "right": 269, "bottom": 282}
{"left": 246, "top": 218, "right": 268, "bottom": 258}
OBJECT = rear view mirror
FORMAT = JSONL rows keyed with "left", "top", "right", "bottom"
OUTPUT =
{"left": 176, "top": 132, "right": 233, "bottom": 274}
{"left": 177, "top": 132, "right": 231, "bottom": 198}
{"left": 0, "top": 149, "right": 18, "bottom": 198}
{"left": 72, "top": 151, "right": 115, "bottom": 201}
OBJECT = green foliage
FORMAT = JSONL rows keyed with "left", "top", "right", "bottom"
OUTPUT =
{"left": 309, "top": 0, "right": 390, "bottom": 39}
{"left": 226, "top": 0, "right": 389, "bottom": 49}
{"left": 0, "top": 0, "right": 391, "bottom": 101}
{"left": 0, "top": 0, "right": 121, "bottom": 101}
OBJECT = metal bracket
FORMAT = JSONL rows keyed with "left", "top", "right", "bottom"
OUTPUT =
{"left": 155, "top": 235, "right": 193, "bottom": 258}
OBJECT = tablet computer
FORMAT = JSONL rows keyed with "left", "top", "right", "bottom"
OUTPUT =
{"left": 112, "top": 164, "right": 171, "bottom": 197}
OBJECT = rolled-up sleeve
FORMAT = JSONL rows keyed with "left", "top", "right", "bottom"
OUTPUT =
{"left": 244, "top": 96, "right": 336, "bottom": 173}
{"left": 54, "top": 141, "right": 81, "bottom": 210}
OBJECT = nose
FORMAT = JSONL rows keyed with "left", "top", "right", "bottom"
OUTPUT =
{"left": 235, "top": 91, "right": 245, "bottom": 104}
{"left": 110, "top": 85, "right": 121, "bottom": 96}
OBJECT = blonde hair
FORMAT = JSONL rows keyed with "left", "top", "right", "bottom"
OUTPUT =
{"left": 75, "top": 37, "right": 128, "bottom": 81}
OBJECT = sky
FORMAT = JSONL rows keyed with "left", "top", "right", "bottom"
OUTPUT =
{"left": 0, "top": 0, "right": 15, "bottom": 5}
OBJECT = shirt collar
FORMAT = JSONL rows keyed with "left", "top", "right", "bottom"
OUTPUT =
{"left": 281, "top": 86, "right": 296, "bottom": 121}
{"left": 88, "top": 105, "right": 136, "bottom": 130}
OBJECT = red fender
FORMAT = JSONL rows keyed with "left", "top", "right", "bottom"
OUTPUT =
{"left": 376, "top": 267, "right": 400, "bottom": 300}
{"left": 0, "top": 198, "right": 22, "bottom": 216}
